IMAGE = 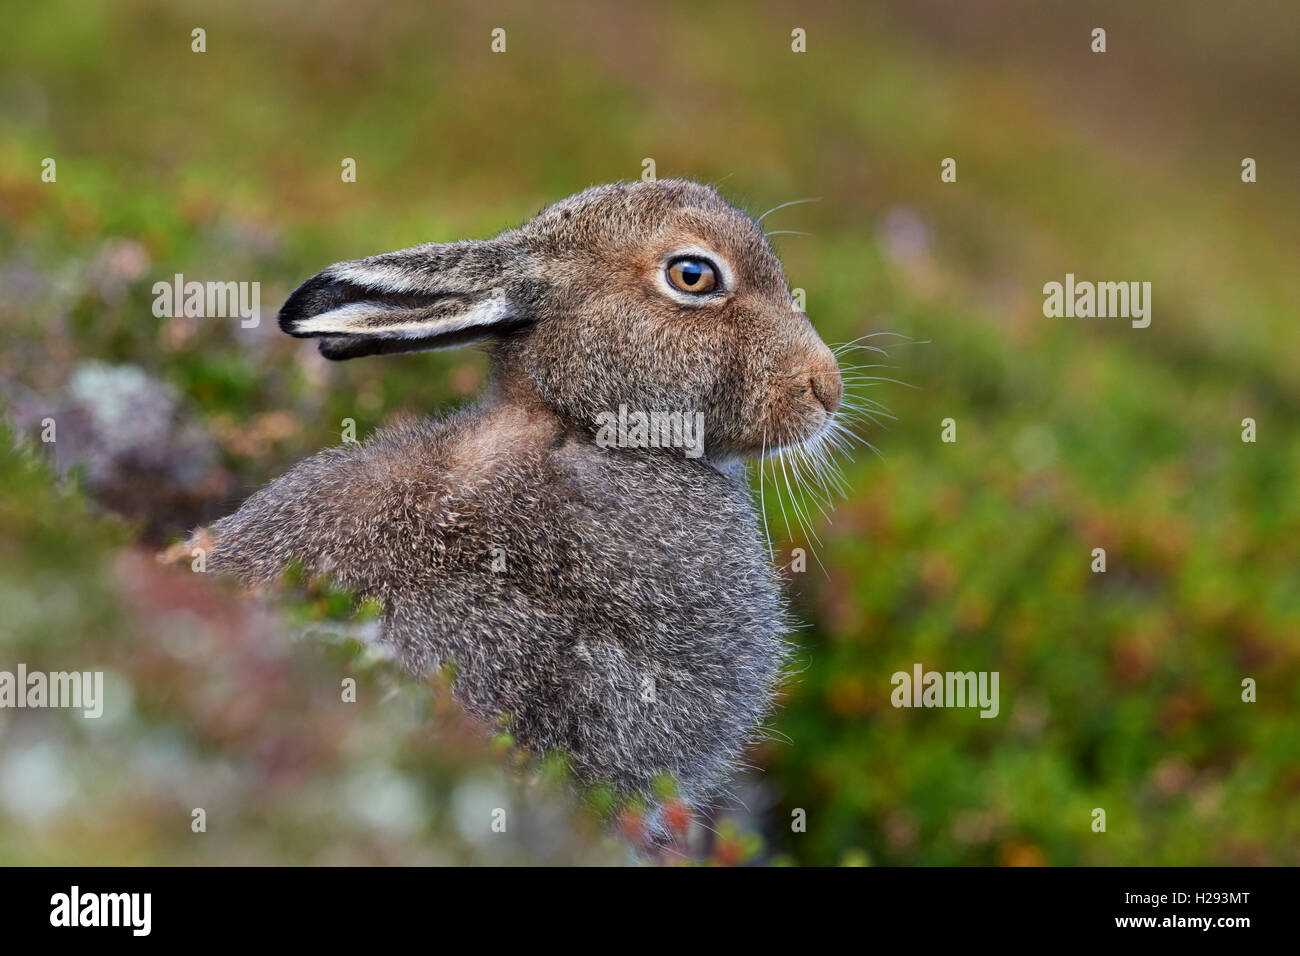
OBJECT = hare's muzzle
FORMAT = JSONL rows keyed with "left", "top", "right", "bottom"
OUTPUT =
{"left": 809, "top": 356, "right": 843, "bottom": 415}
{"left": 799, "top": 333, "right": 843, "bottom": 417}
{"left": 753, "top": 337, "right": 845, "bottom": 453}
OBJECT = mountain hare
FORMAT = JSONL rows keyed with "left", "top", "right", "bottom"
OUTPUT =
{"left": 199, "top": 180, "right": 842, "bottom": 803}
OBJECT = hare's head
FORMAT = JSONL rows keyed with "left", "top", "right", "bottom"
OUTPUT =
{"left": 280, "top": 179, "right": 841, "bottom": 459}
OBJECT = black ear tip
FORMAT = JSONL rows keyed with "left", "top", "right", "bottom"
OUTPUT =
{"left": 278, "top": 289, "right": 311, "bottom": 336}
{"left": 278, "top": 306, "right": 305, "bottom": 336}
{"left": 317, "top": 336, "right": 362, "bottom": 361}
{"left": 278, "top": 272, "right": 337, "bottom": 337}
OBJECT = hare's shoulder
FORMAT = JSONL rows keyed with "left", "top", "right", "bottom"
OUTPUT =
{"left": 547, "top": 434, "right": 746, "bottom": 496}
{"left": 358, "top": 403, "right": 558, "bottom": 495}
{"left": 345, "top": 412, "right": 762, "bottom": 580}
{"left": 537, "top": 439, "right": 759, "bottom": 560}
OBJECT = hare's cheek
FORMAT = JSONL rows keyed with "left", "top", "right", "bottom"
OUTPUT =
{"left": 721, "top": 393, "right": 788, "bottom": 455}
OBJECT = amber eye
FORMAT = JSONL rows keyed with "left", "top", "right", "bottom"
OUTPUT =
{"left": 666, "top": 257, "right": 719, "bottom": 294}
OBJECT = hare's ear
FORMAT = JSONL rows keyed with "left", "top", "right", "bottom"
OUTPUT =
{"left": 278, "top": 240, "right": 534, "bottom": 360}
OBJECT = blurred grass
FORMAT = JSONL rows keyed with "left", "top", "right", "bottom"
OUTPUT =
{"left": 1, "top": 0, "right": 1298, "bottom": 864}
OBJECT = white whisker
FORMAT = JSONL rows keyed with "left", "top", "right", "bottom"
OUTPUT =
{"left": 754, "top": 197, "right": 821, "bottom": 224}
{"left": 751, "top": 330, "right": 907, "bottom": 574}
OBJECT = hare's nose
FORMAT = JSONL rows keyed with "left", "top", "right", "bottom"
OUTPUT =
{"left": 809, "top": 362, "right": 843, "bottom": 415}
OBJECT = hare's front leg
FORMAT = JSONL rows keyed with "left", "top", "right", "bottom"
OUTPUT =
{"left": 194, "top": 444, "right": 395, "bottom": 591}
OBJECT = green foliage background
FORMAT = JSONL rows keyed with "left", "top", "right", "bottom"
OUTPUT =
{"left": 1, "top": 0, "right": 1297, "bottom": 864}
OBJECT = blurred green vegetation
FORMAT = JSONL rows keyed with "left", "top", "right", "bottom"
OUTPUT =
{"left": 1, "top": 0, "right": 1297, "bottom": 864}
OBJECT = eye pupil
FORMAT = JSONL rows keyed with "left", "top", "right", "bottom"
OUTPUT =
{"left": 680, "top": 262, "right": 703, "bottom": 286}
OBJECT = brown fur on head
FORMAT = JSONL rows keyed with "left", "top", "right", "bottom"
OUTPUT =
{"left": 279, "top": 179, "right": 841, "bottom": 460}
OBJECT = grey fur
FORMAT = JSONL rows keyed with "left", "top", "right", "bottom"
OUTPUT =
{"left": 200, "top": 180, "right": 842, "bottom": 802}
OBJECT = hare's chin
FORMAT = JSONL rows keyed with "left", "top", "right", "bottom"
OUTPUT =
{"left": 754, "top": 412, "right": 833, "bottom": 456}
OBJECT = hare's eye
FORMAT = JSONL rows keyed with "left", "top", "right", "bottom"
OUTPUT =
{"left": 666, "top": 257, "right": 719, "bottom": 294}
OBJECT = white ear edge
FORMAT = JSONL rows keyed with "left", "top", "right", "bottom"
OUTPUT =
{"left": 294, "top": 292, "right": 512, "bottom": 339}
{"left": 329, "top": 257, "right": 432, "bottom": 294}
